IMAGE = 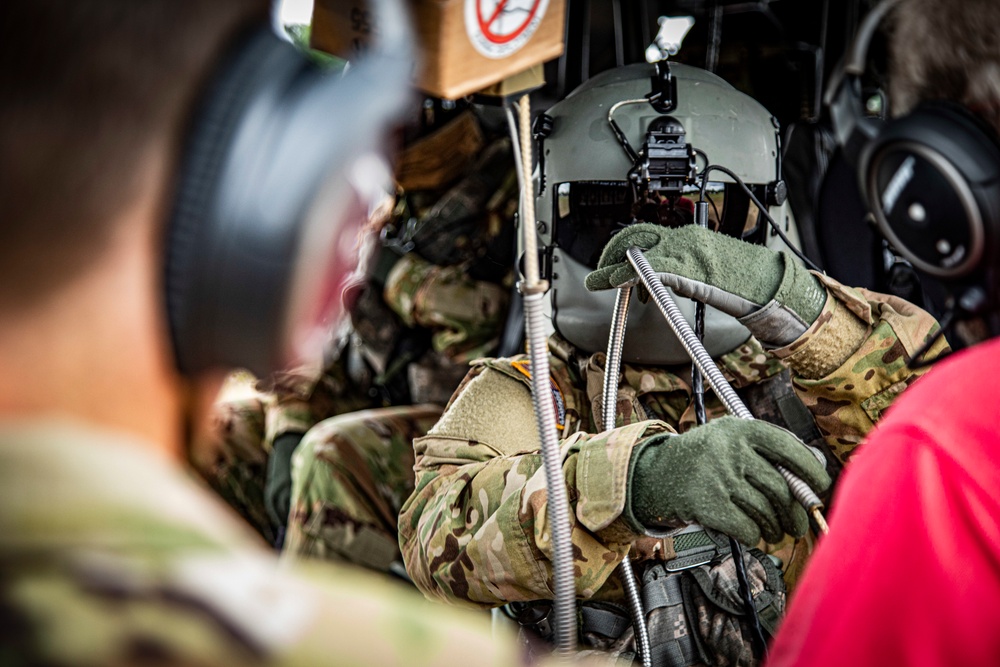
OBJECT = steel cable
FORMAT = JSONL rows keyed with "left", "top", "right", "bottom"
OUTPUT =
{"left": 602, "top": 287, "right": 652, "bottom": 667}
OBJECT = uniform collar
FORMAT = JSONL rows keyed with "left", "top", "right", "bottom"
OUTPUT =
{"left": 0, "top": 418, "right": 261, "bottom": 552}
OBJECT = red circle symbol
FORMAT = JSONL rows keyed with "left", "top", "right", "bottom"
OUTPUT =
{"left": 476, "top": 0, "right": 543, "bottom": 45}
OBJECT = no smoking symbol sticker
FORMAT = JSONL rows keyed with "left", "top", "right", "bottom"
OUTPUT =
{"left": 464, "top": 0, "right": 551, "bottom": 59}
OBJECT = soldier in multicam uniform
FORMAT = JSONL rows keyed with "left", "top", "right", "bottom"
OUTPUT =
{"left": 398, "top": 63, "right": 948, "bottom": 665}
{"left": 0, "top": 1, "right": 537, "bottom": 664}
{"left": 193, "top": 106, "right": 520, "bottom": 570}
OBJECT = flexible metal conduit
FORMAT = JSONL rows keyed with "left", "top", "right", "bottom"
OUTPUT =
{"left": 602, "top": 286, "right": 633, "bottom": 432}
{"left": 602, "top": 287, "right": 652, "bottom": 667}
{"left": 624, "top": 247, "right": 829, "bottom": 532}
{"left": 514, "top": 96, "right": 578, "bottom": 657}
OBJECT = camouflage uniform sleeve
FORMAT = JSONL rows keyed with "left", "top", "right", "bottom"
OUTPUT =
{"left": 769, "top": 272, "right": 949, "bottom": 463}
{"left": 0, "top": 426, "right": 535, "bottom": 667}
{"left": 384, "top": 253, "right": 510, "bottom": 363}
{"left": 398, "top": 362, "right": 674, "bottom": 609}
{"left": 257, "top": 367, "right": 325, "bottom": 446}
{"left": 257, "top": 355, "right": 375, "bottom": 450}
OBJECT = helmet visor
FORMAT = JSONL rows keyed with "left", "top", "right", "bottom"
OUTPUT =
{"left": 553, "top": 180, "right": 762, "bottom": 269}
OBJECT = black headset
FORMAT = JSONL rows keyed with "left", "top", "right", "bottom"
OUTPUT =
{"left": 165, "top": 0, "right": 414, "bottom": 379}
{"left": 826, "top": 0, "right": 1000, "bottom": 285}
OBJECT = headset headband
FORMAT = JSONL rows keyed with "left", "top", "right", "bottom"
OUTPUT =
{"left": 823, "top": 0, "right": 899, "bottom": 167}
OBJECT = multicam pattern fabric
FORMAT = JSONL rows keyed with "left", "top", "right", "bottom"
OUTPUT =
{"left": 0, "top": 422, "right": 520, "bottom": 667}
{"left": 384, "top": 254, "right": 510, "bottom": 364}
{"left": 190, "top": 396, "right": 275, "bottom": 544}
{"left": 774, "top": 275, "right": 947, "bottom": 463}
{"left": 190, "top": 359, "right": 378, "bottom": 544}
{"left": 398, "top": 275, "right": 948, "bottom": 610}
{"left": 192, "top": 118, "right": 518, "bottom": 550}
{"left": 283, "top": 405, "right": 443, "bottom": 571}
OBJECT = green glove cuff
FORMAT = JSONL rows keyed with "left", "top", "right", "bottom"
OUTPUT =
{"left": 622, "top": 433, "right": 678, "bottom": 537}
{"left": 772, "top": 253, "right": 826, "bottom": 328}
{"left": 626, "top": 432, "right": 683, "bottom": 533}
{"left": 737, "top": 253, "right": 827, "bottom": 347}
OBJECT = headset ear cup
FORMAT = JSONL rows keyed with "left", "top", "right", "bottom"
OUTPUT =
{"left": 823, "top": 0, "right": 903, "bottom": 178}
{"left": 165, "top": 29, "right": 310, "bottom": 377}
{"left": 863, "top": 104, "right": 1000, "bottom": 279}
{"left": 164, "top": 0, "right": 413, "bottom": 380}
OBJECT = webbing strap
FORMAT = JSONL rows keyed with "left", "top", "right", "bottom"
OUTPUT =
{"left": 642, "top": 577, "right": 683, "bottom": 612}
{"left": 739, "top": 368, "right": 841, "bottom": 478}
{"left": 650, "top": 637, "right": 699, "bottom": 667}
{"left": 641, "top": 568, "right": 684, "bottom": 611}
{"left": 579, "top": 605, "right": 631, "bottom": 639}
{"left": 641, "top": 565, "right": 701, "bottom": 667}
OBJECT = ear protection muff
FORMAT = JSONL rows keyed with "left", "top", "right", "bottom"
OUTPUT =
{"left": 165, "top": 0, "right": 414, "bottom": 379}
{"left": 826, "top": 0, "right": 1000, "bottom": 281}
{"left": 862, "top": 103, "right": 1000, "bottom": 278}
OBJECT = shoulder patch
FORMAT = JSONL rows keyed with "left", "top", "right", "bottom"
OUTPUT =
{"left": 509, "top": 360, "right": 566, "bottom": 431}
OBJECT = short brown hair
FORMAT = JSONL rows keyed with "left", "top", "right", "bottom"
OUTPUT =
{"left": 0, "top": 1, "right": 269, "bottom": 309}
{"left": 889, "top": 0, "right": 1000, "bottom": 131}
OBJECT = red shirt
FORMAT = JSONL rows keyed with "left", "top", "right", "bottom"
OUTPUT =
{"left": 768, "top": 337, "right": 1000, "bottom": 667}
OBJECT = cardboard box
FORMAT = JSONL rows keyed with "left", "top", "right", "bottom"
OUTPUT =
{"left": 311, "top": 0, "right": 565, "bottom": 100}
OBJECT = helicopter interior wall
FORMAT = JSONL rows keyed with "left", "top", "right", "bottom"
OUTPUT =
{"left": 542, "top": 0, "right": 861, "bottom": 129}
{"left": 538, "top": 0, "right": 923, "bottom": 308}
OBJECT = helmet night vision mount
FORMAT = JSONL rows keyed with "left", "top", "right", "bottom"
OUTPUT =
{"left": 620, "top": 63, "right": 698, "bottom": 198}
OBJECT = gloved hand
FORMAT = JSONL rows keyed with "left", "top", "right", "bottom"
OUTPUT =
{"left": 626, "top": 416, "right": 831, "bottom": 545}
{"left": 265, "top": 432, "right": 304, "bottom": 535}
{"left": 585, "top": 223, "right": 827, "bottom": 347}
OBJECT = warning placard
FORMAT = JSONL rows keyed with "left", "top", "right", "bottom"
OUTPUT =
{"left": 464, "top": 0, "right": 551, "bottom": 59}
{"left": 312, "top": 0, "right": 565, "bottom": 99}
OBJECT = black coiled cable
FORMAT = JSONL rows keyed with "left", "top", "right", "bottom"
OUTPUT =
{"left": 692, "top": 198, "right": 771, "bottom": 662}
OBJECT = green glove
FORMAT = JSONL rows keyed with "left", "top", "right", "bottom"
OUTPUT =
{"left": 265, "top": 432, "right": 304, "bottom": 534}
{"left": 626, "top": 416, "right": 831, "bottom": 545}
{"left": 585, "top": 224, "right": 827, "bottom": 347}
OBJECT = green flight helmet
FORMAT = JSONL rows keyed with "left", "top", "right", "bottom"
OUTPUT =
{"left": 534, "top": 62, "right": 802, "bottom": 365}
